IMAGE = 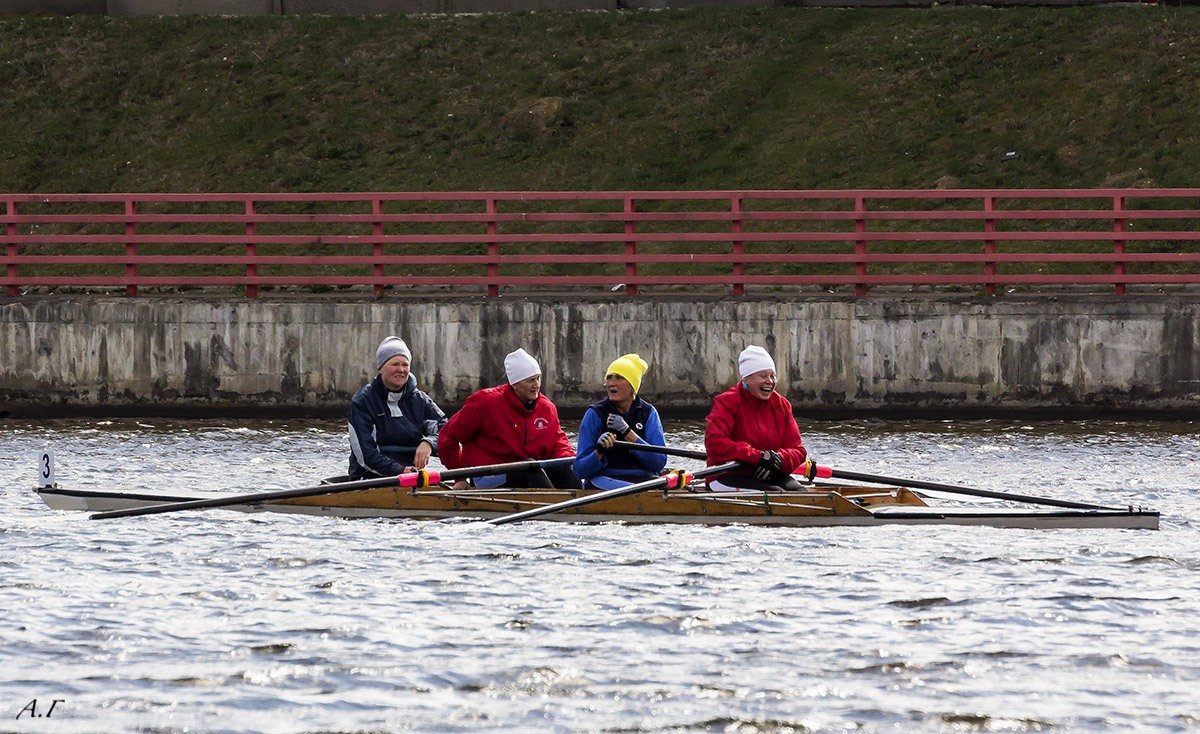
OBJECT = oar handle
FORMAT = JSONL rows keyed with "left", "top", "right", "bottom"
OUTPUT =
{"left": 91, "top": 456, "right": 577, "bottom": 520}
{"left": 403, "top": 457, "right": 575, "bottom": 487}
{"left": 611, "top": 441, "right": 706, "bottom": 460}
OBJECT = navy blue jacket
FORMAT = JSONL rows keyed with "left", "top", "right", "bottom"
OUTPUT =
{"left": 348, "top": 374, "right": 447, "bottom": 479}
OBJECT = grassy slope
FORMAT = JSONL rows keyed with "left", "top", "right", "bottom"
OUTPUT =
{"left": 1, "top": 7, "right": 1198, "bottom": 194}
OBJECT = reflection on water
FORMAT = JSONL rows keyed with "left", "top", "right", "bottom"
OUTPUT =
{"left": 1, "top": 418, "right": 1198, "bottom": 733}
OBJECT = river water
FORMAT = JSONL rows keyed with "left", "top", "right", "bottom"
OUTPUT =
{"left": 1, "top": 417, "right": 1197, "bottom": 733}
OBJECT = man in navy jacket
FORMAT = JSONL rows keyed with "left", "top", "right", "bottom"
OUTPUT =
{"left": 348, "top": 336, "right": 448, "bottom": 480}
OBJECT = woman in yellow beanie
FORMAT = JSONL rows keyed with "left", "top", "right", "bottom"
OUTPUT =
{"left": 573, "top": 353, "right": 668, "bottom": 489}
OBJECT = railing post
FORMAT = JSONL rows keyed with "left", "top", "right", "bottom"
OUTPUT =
{"left": 5, "top": 199, "right": 17, "bottom": 297}
{"left": 245, "top": 199, "right": 258, "bottom": 298}
{"left": 124, "top": 198, "right": 137, "bottom": 297}
{"left": 486, "top": 197, "right": 499, "bottom": 298}
{"left": 372, "top": 198, "right": 385, "bottom": 299}
{"left": 983, "top": 195, "right": 997, "bottom": 297}
{"left": 854, "top": 195, "right": 868, "bottom": 297}
{"left": 624, "top": 196, "right": 638, "bottom": 297}
{"left": 1113, "top": 195, "right": 1127, "bottom": 296}
{"left": 730, "top": 195, "right": 744, "bottom": 297}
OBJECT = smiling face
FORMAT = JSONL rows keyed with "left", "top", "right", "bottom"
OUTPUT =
{"left": 379, "top": 355, "right": 411, "bottom": 391}
{"left": 605, "top": 373, "right": 635, "bottom": 409}
{"left": 743, "top": 369, "right": 777, "bottom": 401}
{"left": 511, "top": 374, "right": 542, "bottom": 402}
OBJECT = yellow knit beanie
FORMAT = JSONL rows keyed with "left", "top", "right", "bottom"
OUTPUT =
{"left": 605, "top": 353, "right": 649, "bottom": 394}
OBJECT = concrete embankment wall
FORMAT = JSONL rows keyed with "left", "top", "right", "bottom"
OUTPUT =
{"left": 1, "top": 296, "right": 1197, "bottom": 418}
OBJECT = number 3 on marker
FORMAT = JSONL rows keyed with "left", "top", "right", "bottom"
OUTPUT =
{"left": 38, "top": 451, "right": 55, "bottom": 487}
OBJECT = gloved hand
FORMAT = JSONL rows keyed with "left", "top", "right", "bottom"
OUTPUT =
{"left": 802, "top": 458, "right": 818, "bottom": 481}
{"left": 606, "top": 413, "right": 632, "bottom": 438}
{"left": 596, "top": 431, "right": 618, "bottom": 453}
{"left": 753, "top": 450, "right": 783, "bottom": 482}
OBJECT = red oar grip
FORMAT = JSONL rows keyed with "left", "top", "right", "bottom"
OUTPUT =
{"left": 398, "top": 469, "right": 442, "bottom": 488}
{"left": 814, "top": 465, "right": 833, "bottom": 479}
{"left": 663, "top": 469, "right": 692, "bottom": 489}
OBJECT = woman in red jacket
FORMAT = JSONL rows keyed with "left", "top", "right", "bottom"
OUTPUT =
{"left": 704, "top": 345, "right": 813, "bottom": 491}
{"left": 439, "top": 348, "right": 580, "bottom": 489}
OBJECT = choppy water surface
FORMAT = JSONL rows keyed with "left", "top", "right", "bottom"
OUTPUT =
{"left": 1, "top": 418, "right": 1198, "bottom": 733}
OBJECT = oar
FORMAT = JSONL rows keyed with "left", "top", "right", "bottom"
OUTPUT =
{"left": 611, "top": 441, "right": 706, "bottom": 460}
{"left": 91, "top": 457, "right": 576, "bottom": 520}
{"left": 610, "top": 441, "right": 1119, "bottom": 511}
{"left": 487, "top": 461, "right": 742, "bottom": 526}
{"left": 609, "top": 441, "right": 832, "bottom": 480}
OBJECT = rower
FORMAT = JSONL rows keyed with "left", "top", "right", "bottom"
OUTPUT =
{"left": 347, "top": 336, "right": 449, "bottom": 480}
{"left": 438, "top": 348, "right": 581, "bottom": 489}
{"left": 704, "top": 345, "right": 815, "bottom": 492}
{"left": 573, "top": 353, "right": 668, "bottom": 489}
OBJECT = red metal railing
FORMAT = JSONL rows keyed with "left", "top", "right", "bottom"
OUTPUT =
{"left": 3, "top": 189, "right": 1200, "bottom": 297}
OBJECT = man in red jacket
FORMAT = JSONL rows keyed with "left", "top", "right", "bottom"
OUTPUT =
{"left": 439, "top": 348, "right": 581, "bottom": 489}
{"left": 704, "top": 345, "right": 815, "bottom": 491}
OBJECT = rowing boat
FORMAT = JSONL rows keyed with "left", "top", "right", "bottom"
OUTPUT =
{"left": 34, "top": 482, "right": 1159, "bottom": 529}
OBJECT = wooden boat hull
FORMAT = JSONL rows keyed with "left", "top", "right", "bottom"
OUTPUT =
{"left": 35, "top": 484, "right": 1160, "bottom": 530}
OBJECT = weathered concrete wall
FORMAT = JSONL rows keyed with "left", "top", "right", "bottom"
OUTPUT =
{"left": 1, "top": 296, "right": 1196, "bottom": 417}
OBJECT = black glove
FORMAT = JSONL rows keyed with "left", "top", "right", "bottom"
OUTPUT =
{"left": 606, "top": 413, "right": 632, "bottom": 438}
{"left": 753, "top": 450, "right": 783, "bottom": 482}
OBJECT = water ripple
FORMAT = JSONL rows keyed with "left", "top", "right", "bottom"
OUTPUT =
{"left": 1, "top": 417, "right": 1198, "bottom": 732}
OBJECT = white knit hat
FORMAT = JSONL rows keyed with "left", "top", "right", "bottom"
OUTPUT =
{"left": 504, "top": 348, "right": 541, "bottom": 384}
{"left": 375, "top": 336, "right": 412, "bottom": 371}
{"left": 738, "top": 345, "right": 776, "bottom": 381}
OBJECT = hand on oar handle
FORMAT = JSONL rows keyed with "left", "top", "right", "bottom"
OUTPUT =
{"left": 595, "top": 432, "right": 619, "bottom": 453}
{"left": 753, "top": 451, "right": 783, "bottom": 481}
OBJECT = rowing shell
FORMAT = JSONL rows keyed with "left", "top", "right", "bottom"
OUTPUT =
{"left": 35, "top": 483, "right": 1160, "bottom": 530}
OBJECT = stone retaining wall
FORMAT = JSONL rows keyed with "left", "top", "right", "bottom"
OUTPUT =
{"left": 1, "top": 296, "right": 1195, "bottom": 417}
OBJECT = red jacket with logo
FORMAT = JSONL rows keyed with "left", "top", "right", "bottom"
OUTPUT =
{"left": 704, "top": 384, "right": 807, "bottom": 477}
{"left": 438, "top": 383, "right": 575, "bottom": 469}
